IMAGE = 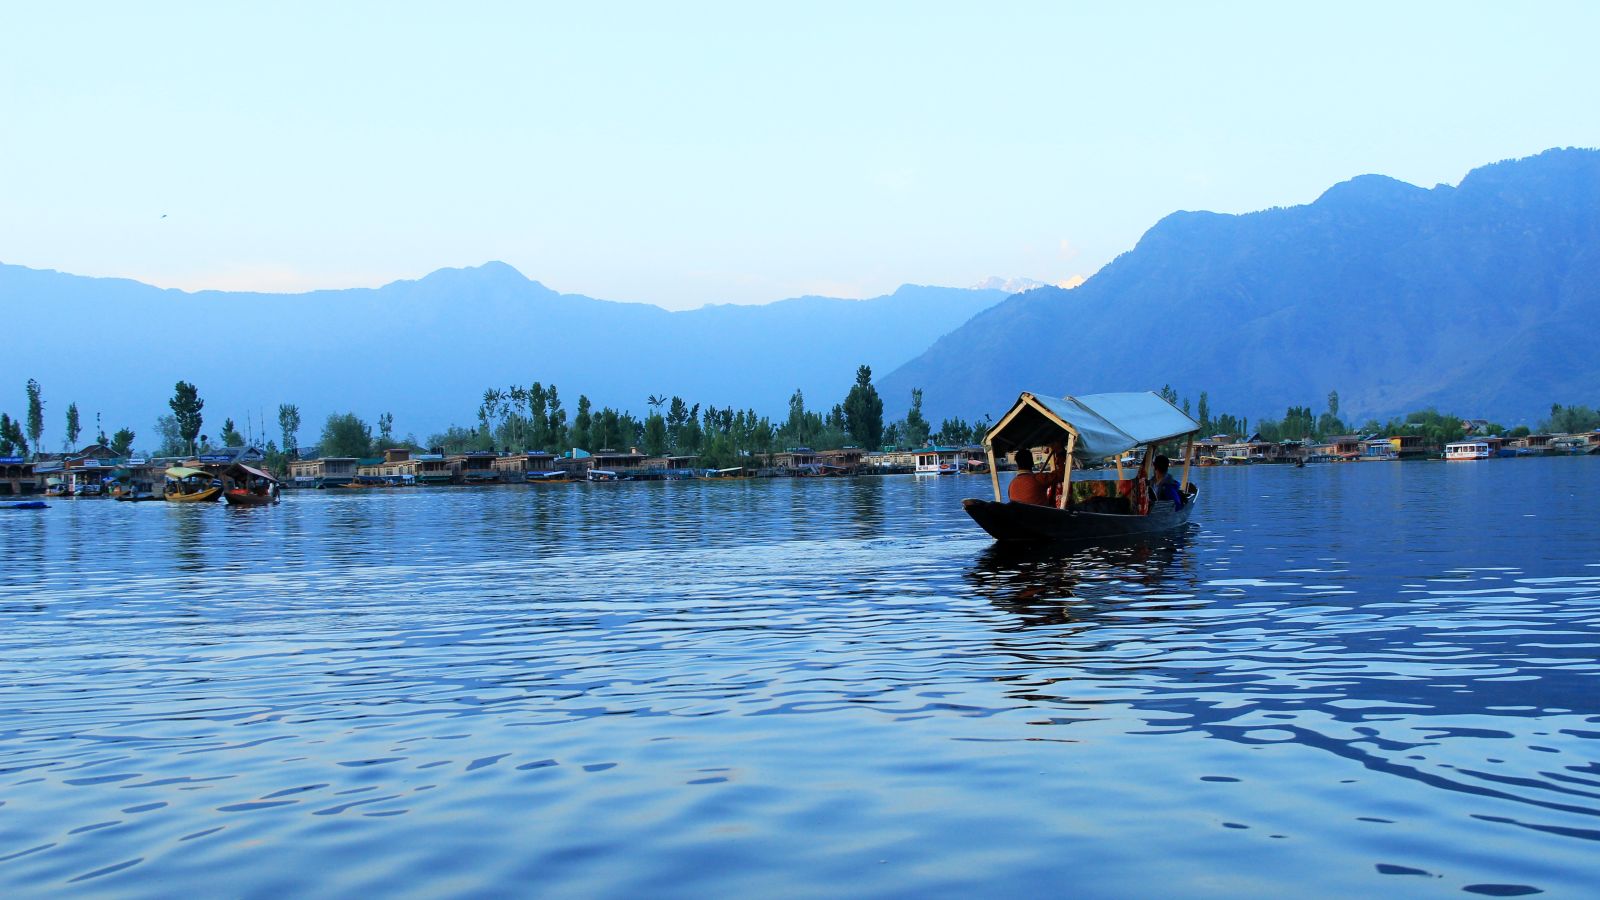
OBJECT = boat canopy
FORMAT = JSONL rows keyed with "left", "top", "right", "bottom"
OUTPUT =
{"left": 230, "top": 463, "right": 279, "bottom": 483}
{"left": 984, "top": 391, "right": 1200, "bottom": 461}
{"left": 165, "top": 466, "right": 208, "bottom": 479}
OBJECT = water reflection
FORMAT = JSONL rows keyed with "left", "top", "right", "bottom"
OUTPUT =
{"left": 968, "top": 530, "right": 1195, "bottom": 627}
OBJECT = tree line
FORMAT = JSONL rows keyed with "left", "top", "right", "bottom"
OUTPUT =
{"left": 5, "top": 376, "right": 1593, "bottom": 471}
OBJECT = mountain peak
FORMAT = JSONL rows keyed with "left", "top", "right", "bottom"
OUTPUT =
{"left": 968, "top": 276, "right": 1055, "bottom": 293}
{"left": 1313, "top": 173, "right": 1431, "bottom": 209}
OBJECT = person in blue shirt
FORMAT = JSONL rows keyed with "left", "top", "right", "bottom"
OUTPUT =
{"left": 1149, "top": 454, "right": 1185, "bottom": 510}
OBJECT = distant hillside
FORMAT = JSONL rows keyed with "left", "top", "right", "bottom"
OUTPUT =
{"left": 882, "top": 147, "right": 1600, "bottom": 427}
{"left": 0, "top": 262, "right": 1005, "bottom": 445}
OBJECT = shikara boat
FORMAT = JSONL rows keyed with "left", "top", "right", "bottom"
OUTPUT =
{"left": 2, "top": 501, "right": 48, "bottom": 510}
{"left": 164, "top": 466, "right": 224, "bottom": 503}
{"left": 223, "top": 462, "right": 282, "bottom": 506}
{"left": 962, "top": 391, "right": 1201, "bottom": 544}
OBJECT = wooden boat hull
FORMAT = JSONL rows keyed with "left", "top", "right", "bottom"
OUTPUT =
{"left": 165, "top": 486, "right": 224, "bottom": 503}
{"left": 224, "top": 489, "right": 277, "bottom": 506}
{"left": 962, "top": 495, "right": 1196, "bottom": 544}
{"left": 2, "top": 501, "right": 49, "bottom": 510}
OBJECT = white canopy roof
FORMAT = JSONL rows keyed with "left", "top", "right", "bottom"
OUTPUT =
{"left": 984, "top": 391, "right": 1200, "bottom": 460}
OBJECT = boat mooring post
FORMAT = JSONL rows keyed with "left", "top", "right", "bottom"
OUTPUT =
{"left": 986, "top": 444, "right": 1001, "bottom": 502}
{"left": 1056, "top": 432, "right": 1077, "bottom": 510}
{"left": 1181, "top": 436, "right": 1194, "bottom": 491}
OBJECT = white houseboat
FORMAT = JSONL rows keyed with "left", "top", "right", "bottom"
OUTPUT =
{"left": 1444, "top": 441, "right": 1492, "bottom": 461}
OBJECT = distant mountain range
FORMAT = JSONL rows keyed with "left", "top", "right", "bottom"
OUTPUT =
{"left": 881, "top": 147, "right": 1600, "bottom": 427}
{"left": 0, "top": 262, "right": 1007, "bottom": 446}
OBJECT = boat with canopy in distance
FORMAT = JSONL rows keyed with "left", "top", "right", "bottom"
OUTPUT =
{"left": 164, "top": 466, "right": 224, "bottom": 503}
{"left": 223, "top": 462, "right": 282, "bottom": 506}
{"left": 962, "top": 391, "right": 1201, "bottom": 543}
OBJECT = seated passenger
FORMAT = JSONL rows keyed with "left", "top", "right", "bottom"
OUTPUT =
{"left": 1148, "top": 454, "right": 1185, "bottom": 510}
{"left": 1007, "top": 449, "right": 1051, "bottom": 505}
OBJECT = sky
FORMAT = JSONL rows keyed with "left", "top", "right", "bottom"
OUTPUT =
{"left": 3, "top": 2, "right": 1599, "bottom": 310}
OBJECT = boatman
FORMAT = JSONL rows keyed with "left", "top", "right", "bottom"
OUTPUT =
{"left": 1007, "top": 449, "right": 1051, "bottom": 505}
{"left": 1148, "top": 454, "right": 1186, "bottom": 510}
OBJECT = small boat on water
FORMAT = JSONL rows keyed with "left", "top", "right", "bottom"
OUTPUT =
{"left": 962, "top": 391, "right": 1201, "bottom": 544}
{"left": 2, "top": 501, "right": 48, "bottom": 510}
{"left": 526, "top": 470, "right": 577, "bottom": 484}
{"left": 164, "top": 466, "right": 224, "bottom": 503}
{"left": 223, "top": 462, "right": 281, "bottom": 506}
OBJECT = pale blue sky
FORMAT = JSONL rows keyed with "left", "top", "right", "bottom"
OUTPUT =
{"left": 3, "top": 2, "right": 1597, "bottom": 309}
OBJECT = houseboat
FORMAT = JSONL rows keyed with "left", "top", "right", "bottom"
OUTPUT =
{"left": 962, "top": 390, "right": 1200, "bottom": 543}
{"left": 588, "top": 449, "right": 649, "bottom": 480}
{"left": 772, "top": 448, "right": 818, "bottom": 475}
{"left": 1360, "top": 438, "right": 1398, "bottom": 461}
{"left": 447, "top": 451, "right": 499, "bottom": 484}
{"left": 492, "top": 451, "right": 556, "bottom": 483}
{"left": 1, "top": 457, "right": 38, "bottom": 496}
{"left": 914, "top": 445, "right": 967, "bottom": 475}
{"left": 1444, "top": 441, "right": 1492, "bottom": 461}
{"left": 288, "top": 456, "right": 358, "bottom": 488}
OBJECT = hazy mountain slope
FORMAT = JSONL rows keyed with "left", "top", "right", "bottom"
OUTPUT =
{"left": 880, "top": 148, "right": 1600, "bottom": 427}
{"left": 0, "top": 262, "right": 1004, "bottom": 446}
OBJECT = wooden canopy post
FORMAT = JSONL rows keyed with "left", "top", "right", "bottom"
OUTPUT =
{"left": 986, "top": 444, "right": 1002, "bottom": 502}
{"left": 1181, "top": 436, "right": 1194, "bottom": 491}
{"left": 1115, "top": 454, "right": 1124, "bottom": 479}
{"left": 1056, "top": 432, "right": 1077, "bottom": 509}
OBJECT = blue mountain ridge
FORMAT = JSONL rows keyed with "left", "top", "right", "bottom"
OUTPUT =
{"left": 0, "top": 262, "right": 1006, "bottom": 445}
{"left": 879, "top": 147, "right": 1600, "bottom": 428}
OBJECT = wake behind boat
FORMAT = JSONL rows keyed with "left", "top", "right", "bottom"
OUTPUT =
{"left": 962, "top": 390, "right": 1201, "bottom": 543}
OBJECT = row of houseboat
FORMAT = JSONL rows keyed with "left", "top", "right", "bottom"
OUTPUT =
{"left": 0, "top": 443, "right": 995, "bottom": 497}
{"left": 6, "top": 427, "right": 1597, "bottom": 498}
{"left": 1191, "top": 431, "right": 1600, "bottom": 464}
{"left": 284, "top": 445, "right": 990, "bottom": 488}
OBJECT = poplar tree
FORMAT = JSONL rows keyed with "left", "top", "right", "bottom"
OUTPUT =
{"left": 25, "top": 379, "right": 43, "bottom": 457}
{"left": 65, "top": 402, "right": 81, "bottom": 451}
{"left": 169, "top": 381, "right": 204, "bottom": 456}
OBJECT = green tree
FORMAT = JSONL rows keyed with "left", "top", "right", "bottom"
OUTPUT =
{"left": 278, "top": 403, "right": 302, "bottom": 454}
{"left": 0, "top": 413, "right": 24, "bottom": 456}
{"left": 842, "top": 364, "right": 884, "bottom": 449}
{"left": 544, "top": 385, "right": 567, "bottom": 449}
{"left": 220, "top": 417, "right": 244, "bottom": 447}
{"left": 320, "top": 412, "right": 373, "bottom": 458}
{"left": 643, "top": 412, "right": 668, "bottom": 456}
{"left": 526, "top": 383, "right": 548, "bottom": 451}
{"left": 378, "top": 412, "right": 394, "bottom": 446}
{"left": 154, "top": 414, "right": 185, "bottom": 456}
{"left": 572, "top": 395, "right": 593, "bottom": 450}
{"left": 25, "top": 379, "right": 43, "bottom": 457}
{"left": 65, "top": 402, "right": 81, "bottom": 451}
{"left": 110, "top": 427, "right": 136, "bottom": 457}
{"left": 1197, "top": 391, "right": 1210, "bottom": 431}
{"left": 169, "top": 381, "right": 204, "bottom": 455}
{"left": 904, "top": 388, "right": 931, "bottom": 447}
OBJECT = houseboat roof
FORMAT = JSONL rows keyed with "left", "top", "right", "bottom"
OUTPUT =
{"left": 984, "top": 391, "right": 1200, "bottom": 461}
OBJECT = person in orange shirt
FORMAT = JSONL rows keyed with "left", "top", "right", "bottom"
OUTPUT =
{"left": 1007, "top": 448, "right": 1051, "bottom": 505}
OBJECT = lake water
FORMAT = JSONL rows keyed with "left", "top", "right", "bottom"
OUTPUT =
{"left": 2, "top": 460, "right": 1598, "bottom": 897}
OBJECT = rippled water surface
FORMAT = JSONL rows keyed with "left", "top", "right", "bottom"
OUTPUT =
{"left": 3, "top": 460, "right": 1599, "bottom": 897}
